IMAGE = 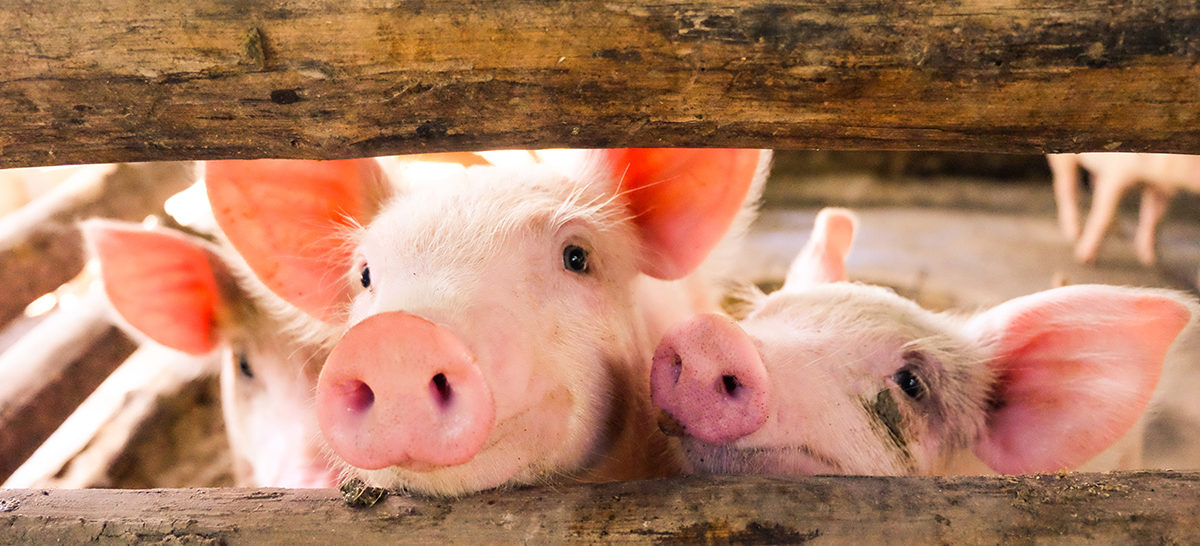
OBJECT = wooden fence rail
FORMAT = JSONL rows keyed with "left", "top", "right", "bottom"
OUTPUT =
{"left": 2, "top": 473, "right": 1199, "bottom": 542}
{"left": 1, "top": 1, "right": 1199, "bottom": 168}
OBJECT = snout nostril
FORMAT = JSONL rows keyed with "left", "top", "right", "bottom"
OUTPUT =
{"left": 721, "top": 374, "right": 740, "bottom": 397}
{"left": 669, "top": 352, "right": 683, "bottom": 384}
{"left": 430, "top": 372, "right": 452, "bottom": 406}
{"left": 342, "top": 380, "right": 374, "bottom": 413}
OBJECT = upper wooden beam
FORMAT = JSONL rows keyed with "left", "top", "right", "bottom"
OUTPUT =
{"left": 1, "top": 1, "right": 1198, "bottom": 168}
{"left": 2, "top": 473, "right": 1199, "bottom": 542}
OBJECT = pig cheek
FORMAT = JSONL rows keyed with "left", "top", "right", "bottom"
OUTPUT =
{"left": 218, "top": 355, "right": 257, "bottom": 486}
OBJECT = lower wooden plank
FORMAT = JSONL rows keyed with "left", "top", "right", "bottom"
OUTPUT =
{"left": 1, "top": 473, "right": 1198, "bottom": 543}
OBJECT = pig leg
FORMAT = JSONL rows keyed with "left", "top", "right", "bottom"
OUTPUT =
{"left": 1134, "top": 186, "right": 1171, "bottom": 266}
{"left": 1048, "top": 154, "right": 1082, "bottom": 241}
{"left": 1074, "top": 172, "right": 1134, "bottom": 264}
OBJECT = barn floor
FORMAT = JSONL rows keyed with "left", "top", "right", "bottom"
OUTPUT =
{"left": 746, "top": 161, "right": 1200, "bottom": 310}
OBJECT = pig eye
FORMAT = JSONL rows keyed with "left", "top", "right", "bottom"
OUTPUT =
{"left": 237, "top": 352, "right": 254, "bottom": 379}
{"left": 562, "top": 244, "right": 589, "bottom": 273}
{"left": 360, "top": 265, "right": 371, "bottom": 289}
{"left": 893, "top": 368, "right": 927, "bottom": 401}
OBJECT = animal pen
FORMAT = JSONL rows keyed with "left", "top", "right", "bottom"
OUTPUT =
{"left": 2, "top": 0, "right": 1200, "bottom": 542}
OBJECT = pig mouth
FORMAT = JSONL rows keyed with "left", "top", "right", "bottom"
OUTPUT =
{"left": 681, "top": 440, "right": 845, "bottom": 477}
{"left": 656, "top": 409, "right": 688, "bottom": 437}
{"left": 347, "top": 384, "right": 575, "bottom": 494}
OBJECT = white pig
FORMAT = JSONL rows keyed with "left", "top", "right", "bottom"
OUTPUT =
{"left": 82, "top": 220, "right": 338, "bottom": 488}
{"left": 203, "top": 149, "right": 771, "bottom": 496}
{"left": 651, "top": 207, "right": 1193, "bottom": 477}
{"left": 1049, "top": 152, "right": 1200, "bottom": 267}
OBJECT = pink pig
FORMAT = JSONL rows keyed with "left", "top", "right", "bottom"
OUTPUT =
{"left": 83, "top": 220, "right": 338, "bottom": 488}
{"left": 203, "top": 149, "right": 771, "bottom": 495}
{"left": 651, "top": 207, "right": 1193, "bottom": 476}
{"left": 1049, "top": 152, "right": 1200, "bottom": 267}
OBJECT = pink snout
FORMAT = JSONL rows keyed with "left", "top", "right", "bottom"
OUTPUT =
{"left": 650, "top": 313, "right": 771, "bottom": 445}
{"left": 316, "top": 312, "right": 495, "bottom": 470}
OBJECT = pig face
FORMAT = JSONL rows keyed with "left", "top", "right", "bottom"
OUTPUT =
{"left": 204, "top": 149, "right": 770, "bottom": 495}
{"left": 83, "top": 220, "right": 338, "bottom": 488}
{"left": 652, "top": 208, "right": 1191, "bottom": 477}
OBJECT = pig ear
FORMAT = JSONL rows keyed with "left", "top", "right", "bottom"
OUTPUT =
{"left": 83, "top": 220, "right": 227, "bottom": 356}
{"left": 602, "top": 149, "right": 768, "bottom": 280}
{"left": 967, "top": 285, "right": 1190, "bottom": 474}
{"left": 205, "top": 159, "right": 390, "bottom": 322}
{"left": 782, "top": 207, "right": 857, "bottom": 289}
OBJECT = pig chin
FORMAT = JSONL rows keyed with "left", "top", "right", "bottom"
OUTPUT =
{"left": 343, "top": 384, "right": 583, "bottom": 496}
{"left": 678, "top": 439, "right": 842, "bottom": 477}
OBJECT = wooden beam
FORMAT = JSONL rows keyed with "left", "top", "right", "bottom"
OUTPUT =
{"left": 1, "top": 1, "right": 1198, "bottom": 168}
{"left": 0, "top": 292, "right": 138, "bottom": 483}
{"left": 0, "top": 162, "right": 196, "bottom": 328}
{"left": 1, "top": 473, "right": 1198, "bottom": 542}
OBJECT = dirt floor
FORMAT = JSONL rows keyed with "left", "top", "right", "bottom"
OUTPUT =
{"left": 748, "top": 157, "right": 1200, "bottom": 310}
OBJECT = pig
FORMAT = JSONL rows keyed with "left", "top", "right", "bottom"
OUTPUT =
{"left": 651, "top": 207, "right": 1193, "bottom": 477}
{"left": 202, "top": 149, "right": 772, "bottom": 496}
{"left": 1049, "top": 152, "right": 1200, "bottom": 267}
{"left": 82, "top": 220, "right": 338, "bottom": 488}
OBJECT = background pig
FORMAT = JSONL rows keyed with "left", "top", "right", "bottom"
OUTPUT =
{"left": 1049, "top": 152, "right": 1200, "bottom": 268}
{"left": 651, "top": 207, "right": 1193, "bottom": 477}
{"left": 83, "top": 220, "right": 337, "bottom": 488}
{"left": 203, "top": 149, "right": 771, "bottom": 496}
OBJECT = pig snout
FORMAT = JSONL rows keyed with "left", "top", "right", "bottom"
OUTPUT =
{"left": 316, "top": 312, "right": 495, "bottom": 471}
{"left": 649, "top": 313, "right": 771, "bottom": 445}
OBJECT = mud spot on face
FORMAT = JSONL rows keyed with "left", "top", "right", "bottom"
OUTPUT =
{"left": 864, "top": 390, "right": 914, "bottom": 467}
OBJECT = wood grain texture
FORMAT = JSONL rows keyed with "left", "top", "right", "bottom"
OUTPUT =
{"left": 1, "top": 473, "right": 1198, "bottom": 542}
{"left": 0, "top": 1, "right": 1198, "bottom": 168}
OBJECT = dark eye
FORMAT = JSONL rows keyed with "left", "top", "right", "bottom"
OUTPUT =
{"left": 562, "top": 245, "right": 589, "bottom": 273}
{"left": 893, "top": 368, "right": 927, "bottom": 400}
{"left": 237, "top": 352, "right": 254, "bottom": 379}
{"left": 360, "top": 265, "right": 371, "bottom": 288}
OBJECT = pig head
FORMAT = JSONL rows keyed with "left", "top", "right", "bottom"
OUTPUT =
{"left": 651, "top": 207, "right": 1192, "bottom": 476}
{"left": 204, "top": 149, "right": 771, "bottom": 495}
{"left": 83, "top": 220, "right": 337, "bottom": 488}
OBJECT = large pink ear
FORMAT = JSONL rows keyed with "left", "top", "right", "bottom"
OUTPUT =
{"left": 967, "top": 285, "right": 1191, "bottom": 474}
{"left": 783, "top": 207, "right": 857, "bottom": 289}
{"left": 205, "top": 159, "right": 390, "bottom": 322}
{"left": 602, "top": 149, "right": 767, "bottom": 280}
{"left": 83, "top": 220, "right": 225, "bottom": 356}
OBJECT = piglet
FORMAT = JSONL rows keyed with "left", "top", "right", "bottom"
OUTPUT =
{"left": 651, "top": 207, "right": 1193, "bottom": 476}
{"left": 1049, "top": 152, "right": 1200, "bottom": 267}
{"left": 203, "top": 149, "right": 771, "bottom": 495}
{"left": 83, "top": 220, "right": 338, "bottom": 488}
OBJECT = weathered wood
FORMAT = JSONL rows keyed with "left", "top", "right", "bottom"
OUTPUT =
{"left": 0, "top": 162, "right": 196, "bottom": 328}
{"left": 0, "top": 292, "right": 138, "bottom": 483}
{"left": 1, "top": 1, "right": 1198, "bottom": 168}
{"left": 0, "top": 473, "right": 1197, "bottom": 542}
